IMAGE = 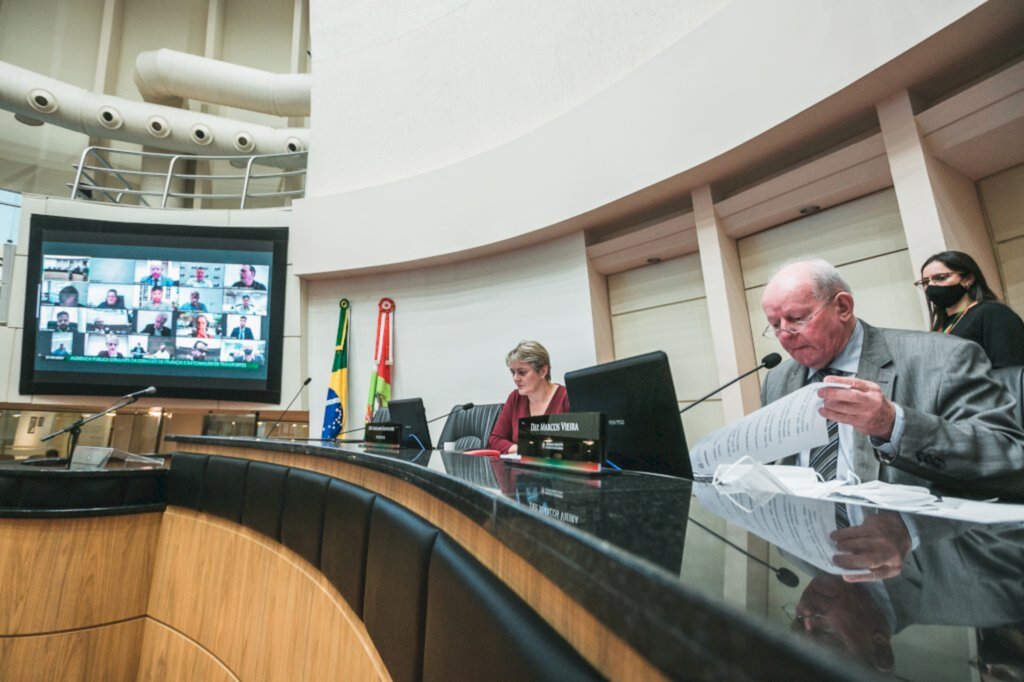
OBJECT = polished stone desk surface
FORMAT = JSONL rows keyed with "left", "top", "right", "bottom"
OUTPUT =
{"left": 168, "top": 435, "right": 886, "bottom": 680}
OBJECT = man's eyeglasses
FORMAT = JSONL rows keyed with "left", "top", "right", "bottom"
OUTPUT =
{"left": 913, "top": 271, "right": 961, "bottom": 288}
{"left": 762, "top": 296, "right": 836, "bottom": 338}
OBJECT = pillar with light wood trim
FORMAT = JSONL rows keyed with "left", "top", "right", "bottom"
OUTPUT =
{"left": 877, "top": 88, "right": 1003, "bottom": 297}
{"left": 692, "top": 183, "right": 769, "bottom": 615}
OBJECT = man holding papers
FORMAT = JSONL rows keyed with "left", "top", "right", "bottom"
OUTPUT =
{"left": 760, "top": 259, "right": 1024, "bottom": 499}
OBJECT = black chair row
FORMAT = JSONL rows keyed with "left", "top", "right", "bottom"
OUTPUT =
{"left": 167, "top": 453, "right": 600, "bottom": 682}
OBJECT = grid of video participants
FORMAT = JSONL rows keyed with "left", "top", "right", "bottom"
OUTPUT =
{"left": 38, "top": 256, "right": 269, "bottom": 366}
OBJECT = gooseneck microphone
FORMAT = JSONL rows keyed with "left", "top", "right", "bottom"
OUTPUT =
{"left": 680, "top": 353, "right": 782, "bottom": 415}
{"left": 320, "top": 402, "right": 477, "bottom": 443}
{"left": 41, "top": 385, "right": 158, "bottom": 468}
{"left": 124, "top": 386, "right": 157, "bottom": 400}
{"left": 266, "top": 377, "right": 312, "bottom": 438}
{"left": 688, "top": 516, "right": 800, "bottom": 587}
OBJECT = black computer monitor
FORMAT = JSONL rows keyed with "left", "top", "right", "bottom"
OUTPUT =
{"left": 565, "top": 351, "right": 690, "bottom": 478}
{"left": 387, "top": 398, "right": 434, "bottom": 450}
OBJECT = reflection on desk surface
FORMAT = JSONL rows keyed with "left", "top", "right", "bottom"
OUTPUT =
{"left": 692, "top": 481, "right": 1024, "bottom": 679}
{"left": 353, "top": 443, "right": 692, "bottom": 573}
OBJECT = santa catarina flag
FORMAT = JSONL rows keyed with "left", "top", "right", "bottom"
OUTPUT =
{"left": 321, "top": 298, "right": 350, "bottom": 439}
{"left": 365, "top": 297, "right": 395, "bottom": 422}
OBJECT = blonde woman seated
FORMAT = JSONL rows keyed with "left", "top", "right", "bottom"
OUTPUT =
{"left": 488, "top": 340, "right": 571, "bottom": 454}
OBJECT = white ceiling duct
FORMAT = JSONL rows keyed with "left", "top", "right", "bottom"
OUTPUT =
{"left": 0, "top": 60, "right": 309, "bottom": 157}
{"left": 133, "top": 49, "right": 310, "bottom": 117}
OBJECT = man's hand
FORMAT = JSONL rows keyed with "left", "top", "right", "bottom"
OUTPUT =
{"left": 818, "top": 376, "right": 895, "bottom": 441}
{"left": 831, "top": 512, "right": 911, "bottom": 582}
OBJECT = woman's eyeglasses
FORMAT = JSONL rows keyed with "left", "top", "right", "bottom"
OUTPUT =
{"left": 913, "top": 272, "right": 961, "bottom": 288}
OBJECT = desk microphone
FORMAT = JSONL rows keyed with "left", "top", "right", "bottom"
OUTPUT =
{"left": 266, "top": 377, "right": 312, "bottom": 438}
{"left": 680, "top": 353, "right": 782, "bottom": 414}
{"left": 314, "top": 402, "right": 477, "bottom": 443}
{"left": 688, "top": 516, "right": 799, "bottom": 587}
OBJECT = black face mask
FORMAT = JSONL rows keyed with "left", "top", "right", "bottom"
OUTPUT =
{"left": 926, "top": 283, "right": 968, "bottom": 309}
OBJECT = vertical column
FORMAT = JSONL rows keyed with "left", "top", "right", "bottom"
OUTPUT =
{"left": 692, "top": 184, "right": 768, "bottom": 613}
{"left": 586, "top": 261, "right": 614, "bottom": 364}
{"left": 877, "top": 89, "right": 1003, "bottom": 296}
{"left": 692, "top": 185, "right": 759, "bottom": 420}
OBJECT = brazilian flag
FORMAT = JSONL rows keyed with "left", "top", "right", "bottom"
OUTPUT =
{"left": 321, "top": 299, "right": 350, "bottom": 439}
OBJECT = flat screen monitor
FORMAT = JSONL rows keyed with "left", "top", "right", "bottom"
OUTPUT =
{"left": 387, "top": 398, "right": 433, "bottom": 450}
{"left": 21, "top": 214, "right": 287, "bottom": 402}
{"left": 565, "top": 351, "right": 690, "bottom": 478}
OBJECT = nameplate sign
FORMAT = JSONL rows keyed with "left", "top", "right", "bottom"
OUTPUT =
{"left": 516, "top": 412, "right": 607, "bottom": 474}
{"left": 365, "top": 422, "right": 402, "bottom": 446}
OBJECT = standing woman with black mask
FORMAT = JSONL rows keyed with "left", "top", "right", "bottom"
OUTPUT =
{"left": 917, "top": 251, "right": 1024, "bottom": 368}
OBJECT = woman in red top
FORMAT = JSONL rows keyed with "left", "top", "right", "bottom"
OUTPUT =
{"left": 488, "top": 340, "right": 571, "bottom": 454}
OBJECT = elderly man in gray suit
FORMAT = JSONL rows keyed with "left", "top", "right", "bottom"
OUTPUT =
{"left": 760, "top": 259, "right": 1024, "bottom": 578}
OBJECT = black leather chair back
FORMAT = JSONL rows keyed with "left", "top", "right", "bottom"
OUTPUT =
{"left": 993, "top": 365, "right": 1024, "bottom": 427}
{"left": 167, "top": 452, "right": 600, "bottom": 681}
{"left": 437, "top": 403, "right": 503, "bottom": 450}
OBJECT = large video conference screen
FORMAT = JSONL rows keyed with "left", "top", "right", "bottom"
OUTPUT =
{"left": 21, "top": 215, "right": 288, "bottom": 403}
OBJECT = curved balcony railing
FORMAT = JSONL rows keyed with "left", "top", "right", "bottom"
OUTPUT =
{"left": 69, "top": 146, "right": 307, "bottom": 209}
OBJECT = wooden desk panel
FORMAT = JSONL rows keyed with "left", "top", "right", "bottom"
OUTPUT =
{"left": 0, "top": 513, "right": 161, "bottom": 635}
{"left": 138, "top": 618, "right": 238, "bottom": 682}
{"left": 0, "top": 618, "right": 145, "bottom": 682}
{"left": 147, "top": 507, "right": 389, "bottom": 681}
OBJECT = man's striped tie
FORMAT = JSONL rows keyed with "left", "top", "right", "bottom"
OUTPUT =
{"left": 807, "top": 367, "right": 849, "bottom": 528}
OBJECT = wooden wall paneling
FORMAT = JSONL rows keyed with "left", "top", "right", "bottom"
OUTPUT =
{"left": 737, "top": 188, "right": 907, "bottom": 288}
{"left": 608, "top": 253, "right": 705, "bottom": 315}
{"left": 172, "top": 443, "right": 668, "bottom": 682}
{"left": 979, "top": 162, "right": 1024, "bottom": 243}
{"left": 147, "top": 508, "right": 389, "bottom": 681}
{"left": 678, "top": 399, "right": 725, "bottom": 450}
{"left": 138, "top": 617, "right": 239, "bottom": 682}
{"left": 586, "top": 211, "right": 697, "bottom": 276}
{"left": 0, "top": 617, "right": 145, "bottom": 682}
{"left": 611, "top": 299, "right": 717, "bottom": 403}
{"left": 0, "top": 513, "right": 161, "bottom": 635}
{"left": 995, "top": 235, "right": 1024, "bottom": 314}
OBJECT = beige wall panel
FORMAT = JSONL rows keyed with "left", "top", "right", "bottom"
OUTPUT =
{"left": 996, "top": 235, "right": 1024, "bottom": 316}
{"left": 148, "top": 508, "right": 388, "bottom": 681}
{"left": 608, "top": 253, "right": 705, "bottom": 315}
{"left": 0, "top": 513, "right": 161, "bottom": 635}
{"left": 114, "top": 0, "right": 208, "bottom": 100}
{"left": 0, "top": 0, "right": 104, "bottom": 78}
{"left": 0, "top": 617, "right": 144, "bottom": 682}
{"left": 158, "top": 412, "right": 206, "bottom": 452}
{"left": 738, "top": 189, "right": 906, "bottom": 288}
{"left": 138, "top": 617, "right": 239, "bottom": 682}
{"left": 979, "top": 162, "right": 1024, "bottom": 243}
{"left": 612, "top": 299, "right": 717, "bottom": 402}
{"left": 681, "top": 495, "right": 730, "bottom": 599}
{"left": 218, "top": 0, "right": 297, "bottom": 127}
{"left": 839, "top": 250, "right": 925, "bottom": 331}
{"left": 679, "top": 398, "right": 725, "bottom": 449}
